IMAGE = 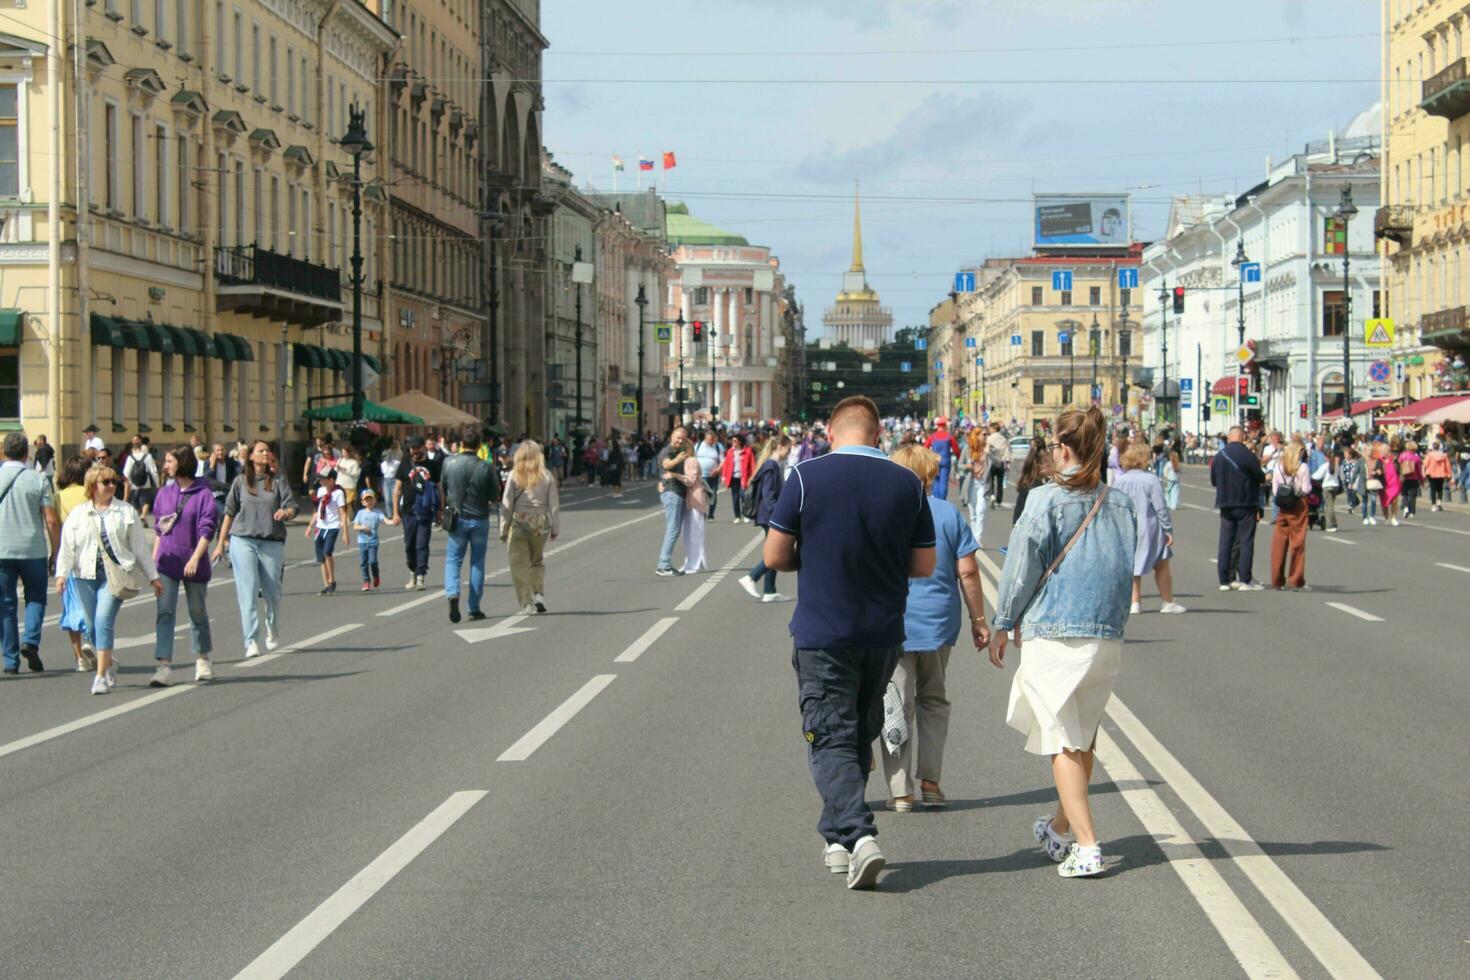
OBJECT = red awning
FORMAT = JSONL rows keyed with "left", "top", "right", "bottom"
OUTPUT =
{"left": 1374, "top": 394, "right": 1470, "bottom": 425}
{"left": 1320, "top": 398, "right": 1397, "bottom": 420}
{"left": 1211, "top": 377, "right": 1240, "bottom": 395}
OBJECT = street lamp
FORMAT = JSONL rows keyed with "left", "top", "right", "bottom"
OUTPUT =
{"left": 482, "top": 189, "right": 503, "bottom": 427}
{"left": 1057, "top": 319, "right": 1080, "bottom": 406}
{"left": 1089, "top": 312, "right": 1101, "bottom": 405}
{"left": 1336, "top": 185, "right": 1358, "bottom": 418}
{"left": 1118, "top": 314, "right": 1131, "bottom": 417}
{"left": 1157, "top": 283, "right": 1171, "bottom": 428}
{"left": 339, "top": 106, "right": 373, "bottom": 422}
{"left": 1230, "top": 240, "right": 1249, "bottom": 349}
{"left": 674, "top": 312, "right": 686, "bottom": 423}
{"left": 570, "top": 245, "right": 594, "bottom": 452}
{"left": 634, "top": 284, "right": 648, "bottom": 435}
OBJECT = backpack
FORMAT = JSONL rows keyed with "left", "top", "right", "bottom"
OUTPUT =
{"left": 410, "top": 467, "right": 440, "bottom": 519}
{"left": 741, "top": 468, "right": 762, "bottom": 521}
{"left": 128, "top": 454, "right": 153, "bottom": 488}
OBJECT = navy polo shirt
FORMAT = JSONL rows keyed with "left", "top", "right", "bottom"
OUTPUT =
{"left": 769, "top": 444, "right": 936, "bottom": 650}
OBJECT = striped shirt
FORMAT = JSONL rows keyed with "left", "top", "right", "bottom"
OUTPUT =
{"left": 0, "top": 461, "right": 53, "bottom": 559}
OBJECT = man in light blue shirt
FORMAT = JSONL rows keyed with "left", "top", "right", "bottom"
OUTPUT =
{"left": 883, "top": 443, "right": 990, "bottom": 812}
{"left": 694, "top": 429, "right": 722, "bottom": 520}
{"left": 0, "top": 432, "right": 60, "bottom": 673}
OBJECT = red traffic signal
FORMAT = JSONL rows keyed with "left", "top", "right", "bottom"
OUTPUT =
{"left": 1172, "top": 286, "right": 1186, "bottom": 315}
{"left": 692, "top": 320, "right": 704, "bottom": 342}
{"left": 1237, "top": 376, "right": 1249, "bottom": 397}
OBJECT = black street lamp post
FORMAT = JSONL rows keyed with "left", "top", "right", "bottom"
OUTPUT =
{"left": 1089, "top": 312, "right": 1101, "bottom": 406}
{"left": 483, "top": 189, "right": 502, "bottom": 426}
{"left": 1230, "top": 240, "right": 1249, "bottom": 349}
{"left": 339, "top": 107, "right": 373, "bottom": 422}
{"left": 574, "top": 244, "right": 584, "bottom": 448}
{"left": 1158, "top": 283, "right": 1171, "bottom": 428}
{"left": 674, "top": 313, "right": 686, "bottom": 423}
{"left": 634, "top": 285, "right": 648, "bottom": 435}
{"left": 1336, "top": 185, "right": 1358, "bottom": 418}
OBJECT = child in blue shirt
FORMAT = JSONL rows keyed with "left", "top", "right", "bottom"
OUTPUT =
{"left": 352, "top": 488, "right": 387, "bottom": 589}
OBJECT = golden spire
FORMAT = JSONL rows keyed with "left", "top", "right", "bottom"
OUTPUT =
{"left": 849, "top": 180, "right": 865, "bottom": 273}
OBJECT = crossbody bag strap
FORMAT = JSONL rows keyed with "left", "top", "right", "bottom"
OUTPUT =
{"left": 91, "top": 509, "right": 129, "bottom": 568}
{"left": 1035, "top": 485, "right": 1109, "bottom": 593}
{"left": 0, "top": 469, "right": 21, "bottom": 510}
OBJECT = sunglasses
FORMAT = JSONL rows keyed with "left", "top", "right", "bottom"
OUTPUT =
{"left": 99, "top": 479, "right": 118, "bottom": 487}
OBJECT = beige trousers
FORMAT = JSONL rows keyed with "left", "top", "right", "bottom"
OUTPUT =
{"left": 507, "top": 527, "right": 547, "bottom": 607}
{"left": 881, "top": 646, "right": 952, "bottom": 798}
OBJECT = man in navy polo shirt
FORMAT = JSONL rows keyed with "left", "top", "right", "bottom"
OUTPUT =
{"left": 764, "top": 395, "right": 937, "bottom": 890}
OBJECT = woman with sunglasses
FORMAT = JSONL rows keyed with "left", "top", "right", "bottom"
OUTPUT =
{"left": 211, "top": 441, "right": 297, "bottom": 657}
{"left": 54, "top": 466, "right": 162, "bottom": 694}
{"left": 988, "top": 406, "right": 1135, "bottom": 878}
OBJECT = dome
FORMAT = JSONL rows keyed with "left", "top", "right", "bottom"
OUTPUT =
{"left": 1343, "top": 102, "right": 1382, "bottom": 141}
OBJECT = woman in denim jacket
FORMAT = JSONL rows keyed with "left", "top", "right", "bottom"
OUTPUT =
{"left": 988, "top": 405, "right": 1135, "bottom": 878}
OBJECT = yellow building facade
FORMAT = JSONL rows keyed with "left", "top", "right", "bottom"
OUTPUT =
{"left": 2, "top": 0, "right": 395, "bottom": 454}
{"left": 1380, "top": 0, "right": 1470, "bottom": 397}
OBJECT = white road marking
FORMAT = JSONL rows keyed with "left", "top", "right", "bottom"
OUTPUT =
{"left": 233, "top": 790, "right": 488, "bottom": 980}
{"left": 1179, "top": 502, "right": 1213, "bottom": 512}
{"left": 1094, "top": 729, "right": 1298, "bottom": 979}
{"left": 0, "top": 686, "right": 193, "bottom": 762}
{"left": 614, "top": 617, "right": 679, "bottom": 663}
{"left": 375, "top": 593, "right": 443, "bottom": 617}
{"left": 454, "top": 613, "right": 535, "bottom": 644}
{"left": 1324, "top": 602, "right": 1384, "bottom": 623}
{"left": 1319, "top": 533, "right": 1356, "bottom": 545}
{"left": 233, "top": 623, "right": 364, "bottom": 670}
{"left": 1105, "top": 696, "right": 1382, "bottom": 979}
{"left": 1435, "top": 562, "right": 1470, "bottom": 574}
{"left": 497, "top": 674, "right": 617, "bottom": 762}
{"left": 113, "top": 623, "right": 188, "bottom": 650}
{"left": 1403, "top": 521, "right": 1470, "bottom": 537}
{"left": 676, "top": 534, "right": 764, "bottom": 612}
{"left": 542, "top": 510, "right": 661, "bottom": 559}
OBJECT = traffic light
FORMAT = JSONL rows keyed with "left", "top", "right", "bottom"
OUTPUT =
{"left": 691, "top": 320, "right": 704, "bottom": 343}
{"left": 1202, "top": 405, "right": 1212, "bottom": 422}
{"left": 1242, "top": 394, "right": 1260, "bottom": 408}
{"left": 1172, "top": 286, "right": 1185, "bottom": 315}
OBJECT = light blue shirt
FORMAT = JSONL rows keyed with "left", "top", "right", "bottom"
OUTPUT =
{"left": 0, "top": 461, "right": 53, "bottom": 560}
{"left": 903, "top": 495, "right": 979, "bottom": 652}
{"left": 353, "top": 507, "right": 386, "bottom": 544}
{"left": 695, "top": 441, "right": 721, "bottom": 477}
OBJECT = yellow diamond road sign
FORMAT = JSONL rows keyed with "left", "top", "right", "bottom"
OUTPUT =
{"left": 1364, "top": 318, "right": 1394, "bottom": 348}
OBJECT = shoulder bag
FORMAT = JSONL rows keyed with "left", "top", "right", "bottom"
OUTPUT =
{"left": 93, "top": 510, "right": 147, "bottom": 599}
{"left": 499, "top": 481, "right": 523, "bottom": 542}
{"left": 1015, "top": 486, "right": 1110, "bottom": 623}
{"left": 442, "top": 460, "right": 466, "bottom": 534}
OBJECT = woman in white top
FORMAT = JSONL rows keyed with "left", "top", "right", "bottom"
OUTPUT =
{"left": 379, "top": 442, "right": 402, "bottom": 514}
{"left": 335, "top": 445, "right": 363, "bottom": 534}
{"left": 307, "top": 469, "right": 345, "bottom": 595}
{"left": 502, "top": 441, "right": 560, "bottom": 615}
{"left": 53, "top": 465, "right": 162, "bottom": 695}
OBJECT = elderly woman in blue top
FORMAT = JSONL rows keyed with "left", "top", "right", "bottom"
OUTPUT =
{"left": 988, "top": 406, "right": 1135, "bottom": 879}
{"left": 884, "top": 444, "right": 990, "bottom": 812}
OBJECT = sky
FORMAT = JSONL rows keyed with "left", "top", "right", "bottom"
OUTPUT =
{"left": 540, "top": 0, "right": 1381, "bottom": 335}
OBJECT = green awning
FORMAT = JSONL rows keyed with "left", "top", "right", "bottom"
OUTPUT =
{"left": 331, "top": 349, "right": 352, "bottom": 372}
{"left": 293, "top": 343, "right": 324, "bottom": 369}
{"left": 138, "top": 321, "right": 175, "bottom": 354}
{"left": 362, "top": 353, "right": 382, "bottom": 373}
{"left": 0, "top": 309, "right": 21, "bottom": 346}
{"left": 90, "top": 313, "right": 128, "bottom": 347}
{"left": 185, "top": 328, "right": 216, "bottom": 358}
{"left": 302, "top": 399, "right": 425, "bottom": 425}
{"left": 167, "top": 324, "right": 199, "bottom": 356}
{"left": 217, "top": 333, "right": 255, "bottom": 362}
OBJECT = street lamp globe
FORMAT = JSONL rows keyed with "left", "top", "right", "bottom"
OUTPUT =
{"left": 1335, "top": 185, "right": 1358, "bottom": 221}
{"left": 340, "top": 107, "right": 374, "bottom": 158}
{"left": 1231, "top": 239, "right": 1249, "bottom": 270}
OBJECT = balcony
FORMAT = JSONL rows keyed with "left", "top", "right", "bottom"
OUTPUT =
{"left": 1422, "top": 57, "right": 1470, "bottom": 120}
{"left": 1422, "top": 305, "right": 1470, "bottom": 350}
{"left": 1374, "top": 205, "right": 1413, "bottom": 245}
{"left": 214, "top": 245, "right": 343, "bottom": 327}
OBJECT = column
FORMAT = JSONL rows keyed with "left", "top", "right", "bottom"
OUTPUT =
{"left": 730, "top": 379, "right": 741, "bottom": 421}
{"left": 711, "top": 286, "right": 724, "bottom": 366}
{"left": 728, "top": 288, "right": 738, "bottom": 360}
{"left": 760, "top": 381, "right": 772, "bottom": 419}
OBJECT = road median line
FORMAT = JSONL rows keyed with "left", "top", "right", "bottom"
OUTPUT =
{"left": 232, "top": 623, "right": 364, "bottom": 670}
{"left": 497, "top": 674, "right": 617, "bottom": 762}
{"left": 1323, "top": 601, "right": 1384, "bottom": 623}
{"left": 675, "top": 533, "right": 764, "bottom": 611}
{"left": 614, "top": 618, "right": 680, "bottom": 664}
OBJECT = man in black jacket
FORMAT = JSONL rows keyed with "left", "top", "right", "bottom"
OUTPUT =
{"left": 1210, "top": 426, "right": 1266, "bottom": 590}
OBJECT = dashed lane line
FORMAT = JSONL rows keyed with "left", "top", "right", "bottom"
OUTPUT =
{"left": 1435, "top": 562, "right": 1470, "bottom": 574}
{"left": 1106, "top": 696, "right": 1382, "bottom": 978}
{"left": 232, "top": 790, "right": 488, "bottom": 980}
{"left": 0, "top": 686, "right": 193, "bottom": 762}
{"left": 1179, "top": 502, "right": 1214, "bottom": 512}
{"left": 1093, "top": 728, "right": 1299, "bottom": 978}
{"left": 1324, "top": 601, "right": 1384, "bottom": 623}
{"left": 496, "top": 675, "right": 617, "bottom": 762}
{"left": 1319, "top": 533, "right": 1357, "bottom": 545}
{"left": 675, "top": 533, "right": 765, "bottom": 612}
{"left": 233, "top": 623, "right": 365, "bottom": 670}
{"left": 614, "top": 618, "right": 680, "bottom": 664}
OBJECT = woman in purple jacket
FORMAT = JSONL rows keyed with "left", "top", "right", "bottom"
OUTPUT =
{"left": 150, "top": 445, "right": 218, "bottom": 685}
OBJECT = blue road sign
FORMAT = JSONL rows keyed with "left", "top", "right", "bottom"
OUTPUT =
{"left": 1092, "top": 384, "right": 1103, "bottom": 400}
{"left": 900, "top": 361, "right": 912, "bottom": 372}
{"left": 1240, "top": 262, "right": 1262, "bottom": 284}
{"left": 1057, "top": 331, "right": 1071, "bottom": 345}
{"left": 1010, "top": 334, "right": 1022, "bottom": 346}
{"left": 1052, "top": 270, "right": 1073, "bottom": 292}
{"left": 915, "top": 338, "right": 928, "bottom": 351}
{"left": 975, "top": 356, "right": 984, "bottom": 367}
{"left": 965, "top": 336, "right": 977, "bottom": 348}
{"left": 954, "top": 271, "right": 976, "bottom": 293}
{"left": 1179, "top": 378, "right": 1194, "bottom": 392}
{"left": 1369, "top": 359, "right": 1391, "bottom": 383}
{"left": 1118, "top": 268, "right": 1139, "bottom": 290}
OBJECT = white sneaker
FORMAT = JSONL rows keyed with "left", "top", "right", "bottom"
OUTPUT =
{"left": 80, "top": 642, "right": 97, "bottom": 671}
{"left": 732, "top": 517, "right": 741, "bottom": 524}
{"left": 415, "top": 575, "right": 427, "bottom": 591}
{"left": 265, "top": 625, "right": 280, "bottom": 651}
{"left": 406, "top": 575, "right": 418, "bottom": 590}
{"left": 90, "top": 675, "right": 110, "bottom": 695}
{"left": 75, "top": 659, "right": 89, "bottom": 672}
{"left": 1238, "top": 582, "right": 1265, "bottom": 591}
{"left": 1218, "top": 584, "right": 1233, "bottom": 592}
{"left": 1129, "top": 601, "right": 1142, "bottom": 615}
{"left": 1159, "top": 601, "right": 1187, "bottom": 614}
{"left": 823, "top": 843, "right": 850, "bottom": 875}
{"left": 1033, "top": 815, "right": 1070, "bottom": 863}
{"left": 762, "top": 592, "right": 792, "bottom": 603}
{"left": 532, "top": 593, "right": 548, "bottom": 614}
{"left": 1230, "top": 581, "right": 1242, "bottom": 590}
{"left": 244, "top": 640, "right": 260, "bottom": 658}
{"left": 846, "top": 836, "right": 885, "bottom": 890}
{"left": 520, "top": 603, "right": 536, "bottom": 616}
{"left": 194, "top": 658, "right": 214, "bottom": 682}
{"left": 1362, "top": 517, "right": 1370, "bottom": 525}
{"left": 1058, "top": 842, "right": 1105, "bottom": 878}
{"left": 148, "top": 663, "right": 173, "bottom": 688}
{"left": 1390, "top": 518, "right": 1400, "bottom": 526}
{"left": 738, "top": 576, "right": 761, "bottom": 600}
{"left": 104, "top": 662, "right": 117, "bottom": 689}
{"left": 1326, "top": 527, "right": 1338, "bottom": 533}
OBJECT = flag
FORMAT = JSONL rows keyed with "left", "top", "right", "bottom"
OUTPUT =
{"left": 638, "top": 156, "right": 654, "bottom": 171}
{"left": 612, "top": 155, "right": 624, "bottom": 172}
{"left": 662, "top": 151, "right": 677, "bottom": 170}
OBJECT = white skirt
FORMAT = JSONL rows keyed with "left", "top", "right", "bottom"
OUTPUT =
{"left": 1005, "top": 636, "right": 1122, "bottom": 756}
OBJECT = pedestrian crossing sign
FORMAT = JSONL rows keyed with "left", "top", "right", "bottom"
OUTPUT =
{"left": 1364, "top": 318, "right": 1394, "bottom": 348}
{"left": 1213, "top": 396, "right": 1231, "bottom": 414}
{"left": 655, "top": 325, "right": 673, "bottom": 344}
{"left": 618, "top": 399, "right": 637, "bottom": 417}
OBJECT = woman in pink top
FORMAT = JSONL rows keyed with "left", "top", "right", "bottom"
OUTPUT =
{"left": 1378, "top": 439, "right": 1403, "bottom": 526}
{"left": 677, "top": 455, "right": 709, "bottom": 573}
{"left": 1397, "top": 440, "right": 1424, "bottom": 519}
{"left": 1423, "top": 441, "right": 1453, "bottom": 512}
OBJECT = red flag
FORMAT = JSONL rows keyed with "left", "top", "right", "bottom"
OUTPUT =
{"left": 662, "top": 151, "right": 677, "bottom": 170}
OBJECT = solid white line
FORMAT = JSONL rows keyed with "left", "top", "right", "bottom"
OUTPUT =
{"left": 675, "top": 534, "right": 764, "bottom": 612}
{"left": 542, "top": 510, "right": 661, "bottom": 559}
{"left": 233, "top": 790, "right": 488, "bottom": 980}
{"left": 1093, "top": 729, "right": 1298, "bottom": 979}
{"left": 0, "top": 686, "right": 193, "bottom": 761}
{"left": 1179, "top": 501, "right": 1213, "bottom": 512}
{"left": 233, "top": 623, "right": 364, "bottom": 670}
{"left": 1105, "top": 696, "right": 1382, "bottom": 979}
{"left": 614, "top": 617, "right": 679, "bottom": 664}
{"left": 497, "top": 674, "right": 616, "bottom": 762}
{"left": 1318, "top": 533, "right": 1356, "bottom": 545}
{"left": 375, "top": 592, "right": 442, "bottom": 617}
{"left": 1435, "top": 561, "right": 1470, "bottom": 574}
{"left": 1324, "top": 601, "right": 1384, "bottom": 623}
{"left": 1403, "top": 520, "right": 1470, "bottom": 537}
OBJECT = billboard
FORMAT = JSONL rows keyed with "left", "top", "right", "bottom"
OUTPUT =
{"left": 1034, "top": 194, "right": 1131, "bottom": 248}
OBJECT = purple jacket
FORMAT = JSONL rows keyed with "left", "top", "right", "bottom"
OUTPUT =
{"left": 152, "top": 480, "right": 217, "bottom": 582}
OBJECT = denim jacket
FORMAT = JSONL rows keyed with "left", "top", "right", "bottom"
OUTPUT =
{"left": 991, "top": 480, "right": 1136, "bottom": 641}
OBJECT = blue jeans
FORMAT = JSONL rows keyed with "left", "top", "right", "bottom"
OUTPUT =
{"left": 657, "top": 491, "right": 685, "bottom": 571}
{"left": 726, "top": 477, "right": 744, "bottom": 519}
{"left": 359, "top": 541, "right": 380, "bottom": 582}
{"left": 0, "top": 556, "right": 48, "bottom": 668}
{"left": 748, "top": 527, "right": 776, "bottom": 594}
{"left": 933, "top": 463, "right": 951, "bottom": 500}
{"left": 443, "top": 517, "right": 490, "bottom": 613}
{"left": 155, "top": 575, "right": 212, "bottom": 662}
{"left": 228, "top": 536, "right": 284, "bottom": 647}
{"left": 72, "top": 576, "right": 125, "bottom": 651}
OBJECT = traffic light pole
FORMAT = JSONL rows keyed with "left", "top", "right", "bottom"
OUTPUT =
{"left": 1158, "top": 282, "right": 1170, "bottom": 430}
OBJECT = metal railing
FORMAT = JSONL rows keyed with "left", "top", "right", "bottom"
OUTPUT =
{"left": 214, "top": 245, "right": 342, "bottom": 302}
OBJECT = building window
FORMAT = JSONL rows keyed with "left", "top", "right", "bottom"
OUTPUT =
{"left": 694, "top": 286, "right": 709, "bottom": 305}
{"left": 234, "top": 160, "right": 245, "bottom": 246}
{"left": 285, "top": 44, "right": 293, "bottom": 114}
{"left": 131, "top": 115, "right": 146, "bottom": 218}
{"left": 182, "top": 355, "right": 195, "bottom": 428}
{"left": 257, "top": 342, "right": 267, "bottom": 431}
{"left": 155, "top": 125, "right": 168, "bottom": 227}
{"left": 0, "top": 349, "right": 17, "bottom": 420}
{"left": 1032, "top": 380, "right": 1046, "bottom": 404}
{"left": 221, "top": 360, "right": 234, "bottom": 429}
{"left": 286, "top": 182, "right": 296, "bottom": 256}
{"left": 177, "top": 136, "right": 189, "bottom": 231}
{"left": 137, "top": 349, "right": 151, "bottom": 425}
{"left": 251, "top": 22, "right": 260, "bottom": 91}
{"left": 1119, "top": 331, "right": 1132, "bottom": 357}
{"left": 1322, "top": 290, "right": 1347, "bottom": 336}
{"left": 744, "top": 287, "right": 754, "bottom": 303}
{"left": 270, "top": 174, "right": 279, "bottom": 250}
{"left": 1089, "top": 286, "right": 1101, "bottom": 306}
{"left": 0, "top": 85, "right": 17, "bottom": 198}
{"left": 301, "top": 189, "right": 310, "bottom": 260}
{"left": 104, "top": 104, "right": 120, "bottom": 210}
{"left": 232, "top": 9, "right": 242, "bottom": 80}
{"left": 252, "top": 168, "right": 262, "bottom": 244}
{"left": 132, "top": 0, "right": 143, "bottom": 28}
{"left": 1060, "top": 334, "right": 1074, "bottom": 357}
{"left": 1372, "top": 289, "right": 1382, "bottom": 317}
{"left": 1031, "top": 330, "right": 1044, "bottom": 356}
{"left": 176, "top": 0, "right": 188, "bottom": 56}
{"left": 1031, "top": 285, "right": 1043, "bottom": 305}
{"left": 1060, "top": 290, "right": 1072, "bottom": 306}
{"left": 215, "top": 0, "right": 226, "bottom": 72}
{"left": 215, "top": 150, "right": 227, "bottom": 243}
{"left": 300, "top": 55, "right": 310, "bottom": 124}
{"left": 1062, "top": 383, "right": 1073, "bottom": 404}
{"left": 155, "top": 0, "right": 167, "bottom": 44}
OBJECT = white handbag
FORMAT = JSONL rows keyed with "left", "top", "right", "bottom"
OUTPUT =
{"left": 93, "top": 512, "right": 147, "bottom": 599}
{"left": 882, "top": 681, "right": 910, "bottom": 756}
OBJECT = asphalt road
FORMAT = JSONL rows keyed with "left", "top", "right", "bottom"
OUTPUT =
{"left": 0, "top": 467, "right": 1462, "bottom": 979}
